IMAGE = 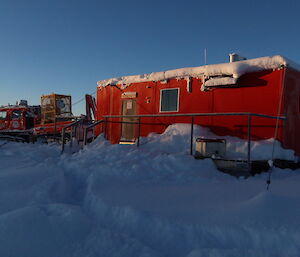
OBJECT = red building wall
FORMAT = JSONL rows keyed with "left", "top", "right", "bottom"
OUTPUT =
{"left": 96, "top": 68, "right": 300, "bottom": 155}
{"left": 283, "top": 68, "right": 300, "bottom": 155}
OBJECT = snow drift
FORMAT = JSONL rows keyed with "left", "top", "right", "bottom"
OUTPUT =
{"left": 0, "top": 124, "right": 300, "bottom": 257}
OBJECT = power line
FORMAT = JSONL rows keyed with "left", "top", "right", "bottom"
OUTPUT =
{"left": 72, "top": 91, "right": 96, "bottom": 106}
{"left": 266, "top": 70, "right": 286, "bottom": 190}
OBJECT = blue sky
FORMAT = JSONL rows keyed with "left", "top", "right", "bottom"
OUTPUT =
{"left": 1, "top": 0, "right": 300, "bottom": 114}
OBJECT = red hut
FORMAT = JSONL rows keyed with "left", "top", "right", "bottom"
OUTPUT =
{"left": 96, "top": 55, "right": 300, "bottom": 156}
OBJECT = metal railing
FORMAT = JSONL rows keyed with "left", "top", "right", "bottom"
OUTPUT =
{"left": 83, "top": 119, "right": 105, "bottom": 145}
{"left": 61, "top": 119, "right": 105, "bottom": 153}
{"left": 102, "top": 112, "right": 286, "bottom": 164}
{"left": 61, "top": 119, "right": 82, "bottom": 153}
{"left": 61, "top": 112, "right": 286, "bottom": 166}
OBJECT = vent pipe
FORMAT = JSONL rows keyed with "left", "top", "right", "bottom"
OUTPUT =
{"left": 19, "top": 100, "right": 28, "bottom": 106}
{"left": 229, "top": 53, "right": 247, "bottom": 63}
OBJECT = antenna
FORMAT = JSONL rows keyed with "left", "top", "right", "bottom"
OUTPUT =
{"left": 204, "top": 48, "right": 207, "bottom": 65}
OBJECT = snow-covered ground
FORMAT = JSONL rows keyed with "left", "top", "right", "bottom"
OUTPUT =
{"left": 0, "top": 125, "right": 300, "bottom": 257}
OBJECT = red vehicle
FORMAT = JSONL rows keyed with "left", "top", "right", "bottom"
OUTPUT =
{"left": 0, "top": 94, "right": 74, "bottom": 141}
{"left": 96, "top": 55, "right": 300, "bottom": 157}
{"left": 0, "top": 102, "right": 40, "bottom": 140}
{"left": 33, "top": 94, "right": 74, "bottom": 138}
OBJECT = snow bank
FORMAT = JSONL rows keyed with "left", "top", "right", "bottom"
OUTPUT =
{"left": 0, "top": 125, "right": 300, "bottom": 257}
{"left": 97, "top": 55, "right": 300, "bottom": 87}
{"left": 139, "top": 123, "right": 296, "bottom": 160}
{"left": 0, "top": 205, "right": 91, "bottom": 257}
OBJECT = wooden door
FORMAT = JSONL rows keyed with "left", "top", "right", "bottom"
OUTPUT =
{"left": 121, "top": 99, "right": 137, "bottom": 142}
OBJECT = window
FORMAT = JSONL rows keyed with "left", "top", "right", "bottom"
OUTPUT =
{"left": 0, "top": 111, "right": 7, "bottom": 120}
{"left": 160, "top": 88, "right": 179, "bottom": 112}
{"left": 56, "top": 97, "right": 71, "bottom": 114}
{"left": 12, "top": 110, "right": 22, "bottom": 119}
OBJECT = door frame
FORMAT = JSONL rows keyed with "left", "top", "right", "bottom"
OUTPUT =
{"left": 120, "top": 99, "right": 138, "bottom": 143}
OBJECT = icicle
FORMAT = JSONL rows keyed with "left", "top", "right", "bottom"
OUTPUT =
{"left": 186, "top": 77, "right": 192, "bottom": 92}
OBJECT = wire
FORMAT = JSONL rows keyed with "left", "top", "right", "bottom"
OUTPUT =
{"left": 266, "top": 69, "right": 286, "bottom": 190}
{"left": 72, "top": 91, "right": 96, "bottom": 107}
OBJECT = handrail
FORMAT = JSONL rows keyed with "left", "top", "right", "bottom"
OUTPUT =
{"left": 100, "top": 112, "right": 287, "bottom": 167}
{"left": 86, "top": 119, "right": 105, "bottom": 129}
{"left": 63, "top": 112, "right": 287, "bottom": 169}
{"left": 61, "top": 119, "right": 82, "bottom": 153}
{"left": 103, "top": 112, "right": 286, "bottom": 120}
{"left": 62, "top": 119, "right": 82, "bottom": 130}
{"left": 83, "top": 119, "right": 105, "bottom": 145}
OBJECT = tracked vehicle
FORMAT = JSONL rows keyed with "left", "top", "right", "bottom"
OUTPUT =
{"left": 0, "top": 94, "right": 73, "bottom": 142}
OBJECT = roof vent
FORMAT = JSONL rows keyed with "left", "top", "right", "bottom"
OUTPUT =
{"left": 19, "top": 100, "right": 28, "bottom": 106}
{"left": 229, "top": 53, "right": 247, "bottom": 63}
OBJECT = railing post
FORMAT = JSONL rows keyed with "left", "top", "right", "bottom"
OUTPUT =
{"left": 83, "top": 127, "right": 88, "bottom": 145}
{"left": 61, "top": 128, "right": 65, "bottom": 153}
{"left": 137, "top": 117, "right": 141, "bottom": 147}
{"left": 54, "top": 118, "right": 57, "bottom": 142}
{"left": 74, "top": 125, "right": 77, "bottom": 141}
{"left": 104, "top": 117, "right": 108, "bottom": 140}
{"left": 190, "top": 116, "right": 194, "bottom": 155}
{"left": 70, "top": 126, "right": 73, "bottom": 148}
{"left": 247, "top": 114, "right": 252, "bottom": 167}
{"left": 92, "top": 126, "right": 95, "bottom": 141}
{"left": 80, "top": 120, "right": 84, "bottom": 149}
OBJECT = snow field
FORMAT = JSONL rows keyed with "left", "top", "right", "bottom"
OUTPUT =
{"left": 0, "top": 124, "right": 300, "bottom": 257}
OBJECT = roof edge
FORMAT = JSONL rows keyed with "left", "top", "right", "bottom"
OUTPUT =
{"left": 97, "top": 55, "right": 300, "bottom": 88}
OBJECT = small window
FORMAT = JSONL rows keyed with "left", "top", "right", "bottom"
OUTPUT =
{"left": 12, "top": 110, "right": 22, "bottom": 119}
{"left": 0, "top": 111, "right": 7, "bottom": 120}
{"left": 160, "top": 88, "right": 179, "bottom": 112}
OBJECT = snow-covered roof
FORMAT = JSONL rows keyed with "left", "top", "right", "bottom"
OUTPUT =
{"left": 97, "top": 55, "right": 300, "bottom": 88}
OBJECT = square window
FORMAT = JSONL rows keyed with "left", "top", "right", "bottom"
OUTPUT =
{"left": 160, "top": 88, "right": 179, "bottom": 112}
{"left": 12, "top": 110, "right": 22, "bottom": 119}
{"left": 0, "top": 111, "right": 7, "bottom": 120}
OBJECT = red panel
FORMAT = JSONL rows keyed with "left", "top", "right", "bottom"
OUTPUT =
{"left": 0, "top": 107, "right": 28, "bottom": 131}
{"left": 96, "top": 68, "right": 300, "bottom": 156}
{"left": 211, "top": 69, "right": 284, "bottom": 140}
{"left": 283, "top": 69, "right": 300, "bottom": 155}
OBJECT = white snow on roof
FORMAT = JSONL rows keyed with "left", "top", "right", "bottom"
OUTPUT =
{"left": 97, "top": 55, "right": 300, "bottom": 88}
{"left": 201, "top": 77, "right": 238, "bottom": 91}
{"left": 203, "top": 77, "right": 238, "bottom": 87}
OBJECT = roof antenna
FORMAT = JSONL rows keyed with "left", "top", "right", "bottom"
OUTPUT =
{"left": 204, "top": 48, "right": 207, "bottom": 65}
